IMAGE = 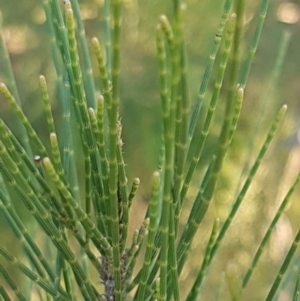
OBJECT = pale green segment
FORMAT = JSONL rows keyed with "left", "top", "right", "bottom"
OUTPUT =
{"left": 128, "top": 177, "right": 140, "bottom": 208}
{"left": 40, "top": 76, "right": 56, "bottom": 135}
{"left": 92, "top": 38, "right": 113, "bottom": 112}
{"left": 186, "top": 219, "right": 220, "bottom": 301}
{"left": 228, "top": 87, "right": 244, "bottom": 144}
{"left": 225, "top": 0, "right": 245, "bottom": 110}
{"left": 96, "top": 96, "right": 110, "bottom": 181}
{"left": 95, "top": 96, "right": 110, "bottom": 223}
{"left": 243, "top": 169, "right": 300, "bottom": 287}
{"left": 265, "top": 229, "right": 300, "bottom": 301}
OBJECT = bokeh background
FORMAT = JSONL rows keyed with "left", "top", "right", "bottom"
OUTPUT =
{"left": 0, "top": 0, "right": 300, "bottom": 300}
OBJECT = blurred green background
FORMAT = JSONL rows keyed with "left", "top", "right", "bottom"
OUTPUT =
{"left": 0, "top": 0, "right": 300, "bottom": 300}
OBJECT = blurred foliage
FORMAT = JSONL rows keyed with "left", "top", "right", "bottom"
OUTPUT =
{"left": 0, "top": 0, "right": 300, "bottom": 300}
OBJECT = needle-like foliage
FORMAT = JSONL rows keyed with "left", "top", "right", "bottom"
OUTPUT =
{"left": 0, "top": 0, "right": 299, "bottom": 300}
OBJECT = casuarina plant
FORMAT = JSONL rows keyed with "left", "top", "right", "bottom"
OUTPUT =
{"left": 0, "top": 0, "right": 299, "bottom": 300}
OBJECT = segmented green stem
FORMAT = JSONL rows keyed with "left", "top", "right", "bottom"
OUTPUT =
{"left": 54, "top": 230, "right": 75, "bottom": 300}
{"left": 155, "top": 12, "right": 182, "bottom": 301}
{"left": 92, "top": 38, "right": 113, "bottom": 112}
{"left": 228, "top": 87, "right": 244, "bottom": 144}
{"left": 237, "top": 30, "right": 291, "bottom": 187}
{"left": 157, "top": 17, "right": 176, "bottom": 301}
{"left": 180, "top": 14, "right": 235, "bottom": 210}
{"left": 58, "top": 254, "right": 74, "bottom": 301}
{"left": 46, "top": 0, "right": 78, "bottom": 197}
{"left": 186, "top": 219, "right": 220, "bottom": 301}
{"left": 96, "top": 96, "right": 109, "bottom": 182}
{"left": 0, "top": 152, "right": 97, "bottom": 300}
{"left": 128, "top": 177, "right": 140, "bottom": 208}
{"left": 240, "top": 0, "right": 271, "bottom": 87}
{"left": 43, "top": 157, "right": 112, "bottom": 258}
{"left": 188, "top": 0, "right": 232, "bottom": 141}
{"left": 40, "top": 75, "right": 56, "bottom": 135}
{"left": 0, "top": 120, "right": 75, "bottom": 230}
{"left": 208, "top": 105, "right": 287, "bottom": 266}
{"left": 166, "top": 203, "right": 180, "bottom": 301}
{"left": 0, "top": 117, "right": 52, "bottom": 226}
{"left": 0, "top": 194, "right": 59, "bottom": 283}
{"left": 225, "top": 0, "right": 245, "bottom": 107}
{"left": 125, "top": 219, "right": 149, "bottom": 285}
{"left": 0, "top": 250, "right": 71, "bottom": 301}
{"left": 177, "top": 88, "right": 244, "bottom": 273}
{"left": 162, "top": 8, "right": 184, "bottom": 300}
{"left": 69, "top": 0, "right": 96, "bottom": 109}
{"left": 104, "top": 0, "right": 112, "bottom": 75}
{"left": 243, "top": 169, "right": 300, "bottom": 287}
{"left": 50, "top": 133, "right": 76, "bottom": 228}
{"left": 65, "top": 2, "right": 106, "bottom": 235}
{"left": 88, "top": 106, "right": 109, "bottom": 234}
{"left": 156, "top": 23, "right": 170, "bottom": 136}
{"left": 0, "top": 263, "right": 30, "bottom": 301}
{"left": 171, "top": 4, "right": 185, "bottom": 198}
{"left": 265, "top": 229, "right": 300, "bottom": 301}
{"left": 172, "top": 4, "right": 189, "bottom": 238}
{"left": 117, "top": 132, "right": 129, "bottom": 251}
{"left": 135, "top": 171, "right": 160, "bottom": 301}
{"left": 174, "top": 44, "right": 190, "bottom": 225}
{"left": 109, "top": 0, "right": 123, "bottom": 299}
{"left": 293, "top": 269, "right": 300, "bottom": 301}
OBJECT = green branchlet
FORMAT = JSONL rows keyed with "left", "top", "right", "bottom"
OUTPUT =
{"left": 0, "top": 0, "right": 299, "bottom": 300}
